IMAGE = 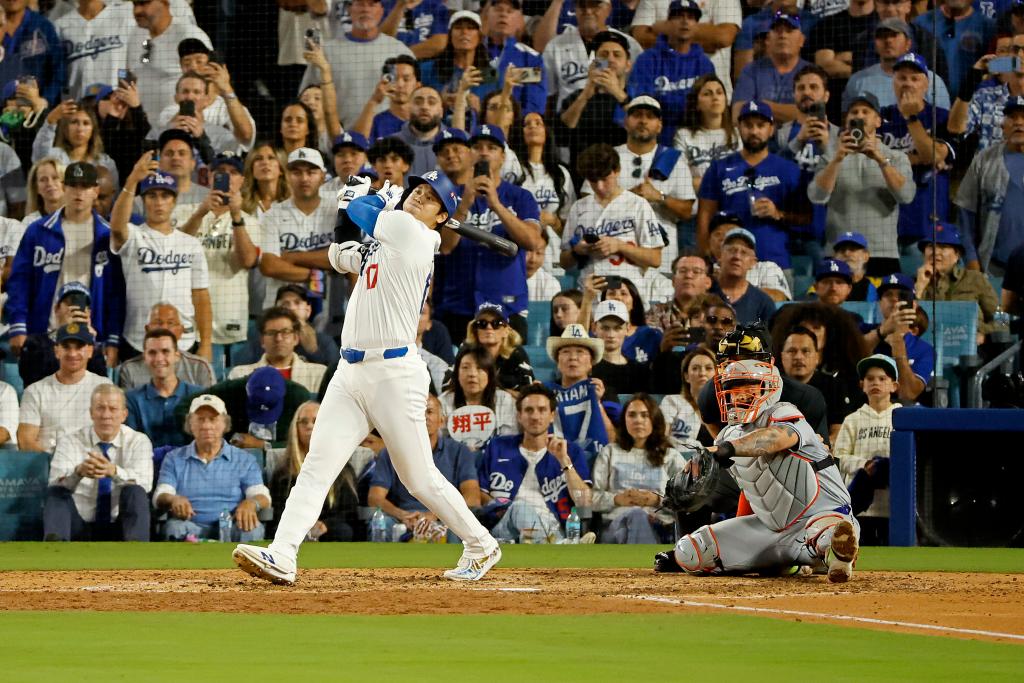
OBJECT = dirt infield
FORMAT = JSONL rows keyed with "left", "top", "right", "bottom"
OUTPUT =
{"left": 1, "top": 568, "right": 1022, "bottom": 642}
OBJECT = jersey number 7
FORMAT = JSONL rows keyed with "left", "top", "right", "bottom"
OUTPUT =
{"left": 365, "top": 263, "right": 379, "bottom": 289}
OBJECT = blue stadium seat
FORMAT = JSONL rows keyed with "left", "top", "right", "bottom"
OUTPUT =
{"left": 0, "top": 451, "right": 49, "bottom": 541}
{"left": 2, "top": 362, "right": 24, "bottom": 401}
{"left": 841, "top": 301, "right": 877, "bottom": 325}
{"left": 558, "top": 273, "right": 576, "bottom": 291}
{"left": 791, "top": 255, "right": 813, "bottom": 278}
{"left": 526, "top": 300, "right": 552, "bottom": 347}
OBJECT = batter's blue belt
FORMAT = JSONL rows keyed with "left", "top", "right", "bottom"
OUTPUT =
{"left": 341, "top": 345, "right": 412, "bottom": 364}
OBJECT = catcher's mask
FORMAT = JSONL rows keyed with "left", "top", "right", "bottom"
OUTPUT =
{"left": 714, "top": 359, "right": 782, "bottom": 425}
{"left": 717, "top": 324, "right": 772, "bottom": 363}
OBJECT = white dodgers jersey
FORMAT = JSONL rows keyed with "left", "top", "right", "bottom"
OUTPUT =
{"left": 341, "top": 210, "right": 441, "bottom": 350}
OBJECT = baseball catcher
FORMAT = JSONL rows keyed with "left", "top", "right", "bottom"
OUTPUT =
{"left": 655, "top": 358, "right": 860, "bottom": 582}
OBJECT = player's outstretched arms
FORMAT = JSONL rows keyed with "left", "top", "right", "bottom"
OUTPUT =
{"left": 714, "top": 425, "right": 799, "bottom": 461}
{"left": 327, "top": 240, "right": 366, "bottom": 274}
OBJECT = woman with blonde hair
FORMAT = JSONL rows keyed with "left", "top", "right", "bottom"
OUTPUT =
{"left": 462, "top": 303, "right": 534, "bottom": 392}
{"left": 241, "top": 142, "right": 290, "bottom": 217}
{"left": 32, "top": 102, "right": 117, "bottom": 185}
{"left": 268, "top": 402, "right": 361, "bottom": 541}
{"left": 22, "top": 157, "right": 65, "bottom": 225}
{"left": 659, "top": 347, "right": 717, "bottom": 449}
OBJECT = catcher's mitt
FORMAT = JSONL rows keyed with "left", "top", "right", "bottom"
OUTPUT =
{"left": 661, "top": 444, "right": 721, "bottom": 513}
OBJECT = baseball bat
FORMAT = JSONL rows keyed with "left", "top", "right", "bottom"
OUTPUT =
{"left": 447, "top": 220, "right": 519, "bottom": 258}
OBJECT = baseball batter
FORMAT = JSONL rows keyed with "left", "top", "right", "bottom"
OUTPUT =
{"left": 656, "top": 359, "right": 860, "bottom": 582}
{"left": 233, "top": 171, "right": 502, "bottom": 584}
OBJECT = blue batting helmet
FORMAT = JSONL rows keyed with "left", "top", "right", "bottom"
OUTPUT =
{"left": 403, "top": 169, "right": 461, "bottom": 219}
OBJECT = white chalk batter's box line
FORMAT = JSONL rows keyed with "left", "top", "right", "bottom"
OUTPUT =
{"left": 621, "top": 594, "right": 1024, "bottom": 642}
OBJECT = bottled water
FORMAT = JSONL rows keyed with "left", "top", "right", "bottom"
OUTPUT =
{"left": 218, "top": 509, "right": 232, "bottom": 543}
{"left": 370, "top": 507, "right": 389, "bottom": 542}
{"left": 565, "top": 507, "right": 581, "bottom": 544}
{"left": 993, "top": 307, "right": 1011, "bottom": 334}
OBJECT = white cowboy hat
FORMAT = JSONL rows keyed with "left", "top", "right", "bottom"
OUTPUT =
{"left": 546, "top": 323, "right": 604, "bottom": 364}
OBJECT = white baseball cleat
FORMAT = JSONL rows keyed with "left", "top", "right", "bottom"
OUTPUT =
{"left": 443, "top": 546, "right": 502, "bottom": 581}
{"left": 827, "top": 520, "right": 859, "bottom": 584}
{"left": 233, "top": 544, "right": 297, "bottom": 586}
{"left": 580, "top": 531, "right": 597, "bottom": 544}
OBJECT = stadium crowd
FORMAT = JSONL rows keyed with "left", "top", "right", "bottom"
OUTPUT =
{"left": 0, "top": 0, "right": 1022, "bottom": 546}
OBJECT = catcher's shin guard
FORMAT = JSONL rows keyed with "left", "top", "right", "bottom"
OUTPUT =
{"left": 673, "top": 525, "right": 721, "bottom": 575}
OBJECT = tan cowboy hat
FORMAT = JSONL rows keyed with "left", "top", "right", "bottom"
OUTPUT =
{"left": 546, "top": 323, "right": 604, "bottom": 364}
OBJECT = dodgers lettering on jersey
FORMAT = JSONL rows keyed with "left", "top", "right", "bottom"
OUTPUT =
{"left": 563, "top": 191, "right": 664, "bottom": 286}
{"left": 628, "top": 37, "right": 715, "bottom": 142}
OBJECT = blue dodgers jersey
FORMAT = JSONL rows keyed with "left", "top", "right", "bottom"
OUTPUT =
{"left": 385, "top": 0, "right": 447, "bottom": 46}
{"left": 435, "top": 182, "right": 540, "bottom": 317}
{"left": 478, "top": 434, "right": 592, "bottom": 522}
{"left": 698, "top": 151, "right": 803, "bottom": 268}
{"left": 543, "top": 379, "right": 610, "bottom": 461}
{"left": 878, "top": 103, "right": 952, "bottom": 241}
{"left": 627, "top": 37, "right": 715, "bottom": 141}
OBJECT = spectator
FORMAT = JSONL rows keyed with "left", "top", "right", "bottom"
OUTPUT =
{"left": 154, "top": 66, "right": 254, "bottom": 156}
{"left": 527, "top": 228, "right": 561, "bottom": 302}
{"left": 322, "top": 133, "right": 369, "bottom": 199}
{"left": 0, "top": 377, "right": 18, "bottom": 446}
{"left": 126, "top": 0, "right": 212, "bottom": 119}
{"left": 514, "top": 111, "right": 576, "bottom": 273}
{"left": 706, "top": 212, "right": 790, "bottom": 301}
{"left": 732, "top": 12, "right": 810, "bottom": 123}
{"left": 592, "top": 393, "right": 685, "bottom": 542}
{"left": 807, "top": 0, "right": 878, "bottom": 95}
{"left": 949, "top": 34, "right": 1024, "bottom": 150}
{"left": 913, "top": 223, "right": 999, "bottom": 341}
{"left": 1, "top": 78, "right": 48, "bottom": 173}
{"left": 590, "top": 298, "right": 651, "bottom": 394}
{"left": 257, "top": 147, "right": 334, "bottom": 310}
{"left": 659, "top": 346, "right": 716, "bottom": 447}
{"left": 117, "top": 302, "right": 215, "bottom": 390}
{"left": 480, "top": 0, "right": 547, "bottom": 116}
{"left": 0, "top": 136, "right": 25, "bottom": 218}
{"left": 861, "top": 273, "right": 933, "bottom": 401}
{"left": 543, "top": 1, "right": 641, "bottom": 114}
{"left": 850, "top": 0, "right": 948, "bottom": 81}
{"left": 7, "top": 162, "right": 122, "bottom": 362}
{"left": 648, "top": 292, "right": 736, "bottom": 393}
{"left": 92, "top": 165, "right": 116, "bottom": 219}
{"left": 630, "top": 0, "right": 741, "bottom": 99}
{"left": 86, "top": 80, "right": 151, "bottom": 183}
{"left": 646, "top": 250, "right": 712, "bottom": 332}
{"left": 627, "top": 0, "right": 715, "bottom": 144}
{"left": 351, "top": 55, "right": 420, "bottom": 141}
{"left": 708, "top": 227, "right": 778, "bottom": 324}
{"left": 277, "top": 100, "right": 320, "bottom": 159}
{"left": 21, "top": 157, "right": 64, "bottom": 224}
{"left": 956, "top": 95, "right": 1024, "bottom": 273}
{"left": 440, "top": 344, "right": 518, "bottom": 440}
{"left": 298, "top": 77, "right": 342, "bottom": 161}
{"left": 845, "top": 18, "right": 951, "bottom": 111}
{"left": 551, "top": 288, "right": 584, "bottom": 335}
{"left": 44, "top": 384, "right": 152, "bottom": 541}
{"left": 478, "top": 384, "right": 593, "bottom": 543}
{"left": 731, "top": 0, "right": 791, "bottom": 78}
{"left": 125, "top": 327, "right": 201, "bottom": 449}
{"left": 54, "top": 1, "right": 134, "bottom": 99}
{"left": 558, "top": 29, "right": 631, "bottom": 171}
{"left": 270, "top": 401, "right": 361, "bottom": 541}
{"left": 772, "top": 301, "right": 866, "bottom": 402}
{"left": 834, "top": 353, "right": 900, "bottom": 545}
{"left": 779, "top": 325, "right": 851, "bottom": 444}
{"left": 154, "top": 394, "right": 270, "bottom": 541}
{"left": 272, "top": 284, "right": 340, "bottom": 366}
{"left": 241, "top": 142, "right": 290, "bottom": 218}
{"left": 477, "top": 89, "right": 526, "bottom": 183}
{"left": 439, "top": 124, "right": 543, "bottom": 343}
{"left": 878, "top": 53, "right": 955, "bottom": 247}
{"left": 421, "top": 11, "right": 490, "bottom": 116}
{"left": 414, "top": 300, "right": 452, "bottom": 394}
{"left": 379, "top": 0, "right": 449, "bottom": 60}
{"left": 367, "top": 135, "right": 413, "bottom": 189}
{"left": 461, "top": 302, "right": 534, "bottom": 393}
{"left": 17, "top": 323, "right": 112, "bottom": 453}
{"left": 560, "top": 143, "right": 663, "bottom": 303}
{"left": 673, "top": 74, "right": 740, "bottom": 201}
{"left": 369, "top": 392, "right": 478, "bottom": 542}
{"left": 179, "top": 152, "right": 259, "bottom": 372}
{"left": 810, "top": 91, "right": 914, "bottom": 275}
{"left": 696, "top": 100, "right": 806, "bottom": 272}
{"left": 813, "top": 258, "right": 855, "bottom": 306}
{"left": 913, "top": 0, "right": 995, "bottom": 95}
{"left": 16, "top": 282, "right": 109, "bottom": 388}
{"left": 0, "top": 0, "right": 65, "bottom": 105}
{"left": 832, "top": 231, "right": 878, "bottom": 302}
{"left": 299, "top": 0, "right": 414, "bottom": 129}
{"left": 388, "top": 86, "right": 448, "bottom": 176}
{"left": 153, "top": 129, "right": 206, "bottom": 216}
{"left": 229, "top": 307, "right": 328, "bottom": 395}
{"left": 544, "top": 323, "right": 615, "bottom": 460}
{"left": 33, "top": 100, "right": 118, "bottom": 184}
{"left": 584, "top": 275, "right": 664, "bottom": 364}
{"left": 111, "top": 159, "right": 211, "bottom": 361}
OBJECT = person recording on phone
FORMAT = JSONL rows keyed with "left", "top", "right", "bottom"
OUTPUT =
{"left": 948, "top": 33, "right": 1024, "bottom": 151}
{"left": 809, "top": 91, "right": 913, "bottom": 272}
{"left": 83, "top": 79, "right": 151, "bottom": 184}
{"left": 861, "top": 273, "right": 933, "bottom": 401}
{"left": 0, "top": 1, "right": 65, "bottom": 106}
{"left": 481, "top": 0, "right": 548, "bottom": 116}
{"left": 350, "top": 55, "right": 421, "bottom": 141}
{"left": 150, "top": 73, "right": 219, "bottom": 164}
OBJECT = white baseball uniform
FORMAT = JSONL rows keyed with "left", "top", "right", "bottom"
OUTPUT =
{"left": 269, "top": 206, "right": 498, "bottom": 560}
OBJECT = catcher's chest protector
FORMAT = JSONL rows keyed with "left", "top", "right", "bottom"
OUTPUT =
{"left": 719, "top": 403, "right": 826, "bottom": 532}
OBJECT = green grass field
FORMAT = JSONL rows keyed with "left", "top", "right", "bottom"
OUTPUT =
{"left": 2, "top": 543, "right": 1022, "bottom": 682}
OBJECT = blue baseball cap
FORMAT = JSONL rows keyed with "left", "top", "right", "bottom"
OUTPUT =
{"left": 723, "top": 227, "right": 756, "bottom": 249}
{"left": 738, "top": 99, "right": 774, "bottom": 122}
{"left": 877, "top": 272, "right": 915, "bottom": 297}
{"left": 469, "top": 123, "right": 506, "bottom": 148}
{"left": 770, "top": 11, "right": 800, "bottom": 30}
{"left": 57, "top": 281, "right": 91, "bottom": 306}
{"left": 212, "top": 152, "right": 243, "bottom": 173}
{"left": 668, "top": 0, "right": 702, "bottom": 19}
{"left": 894, "top": 52, "right": 928, "bottom": 74}
{"left": 815, "top": 258, "right": 853, "bottom": 284}
{"left": 834, "top": 231, "right": 869, "bottom": 251}
{"left": 404, "top": 169, "right": 461, "bottom": 219}
{"left": 846, "top": 91, "right": 881, "bottom": 114}
{"left": 1, "top": 80, "right": 16, "bottom": 101}
{"left": 1004, "top": 95, "right": 1024, "bottom": 115}
{"left": 433, "top": 127, "right": 469, "bottom": 153}
{"left": 139, "top": 171, "right": 178, "bottom": 196}
{"left": 55, "top": 322, "right": 94, "bottom": 346}
{"left": 332, "top": 131, "right": 369, "bottom": 153}
{"left": 83, "top": 82, "right": 114, "bottom": 101}
{"left": 246, "top": 367, "right": 286, "bottom": 425}
{"left": 475, "top": 302, "right": 509, "bottom": 322}
{"left": 918, "top": 221, "right": 963, "bottom": 252}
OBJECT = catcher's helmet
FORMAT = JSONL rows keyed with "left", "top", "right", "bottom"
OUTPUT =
{"left": 401, "top": 169, "right": 461, "bottom": 219}
{"left": 714, "top": 358, "right": 782, "bottom": 425}
{"left": 717, "top": 323, "right": 773, "bottom": 363}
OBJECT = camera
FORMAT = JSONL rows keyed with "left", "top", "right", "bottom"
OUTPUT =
{"left": 805, "top": 101, "right": 826, "bottom": 120}
{"left": 213, "top": 171, "right": 231, "bottom": 193}
{"left": 179, "top": 100, "right": 196, "bottom": 117}
{"left": 304, "top": 28, "right": 321, "bottom": 49}
{"left": 594, "top": 58, "right": 609, "bottom": 71}
{"left": 582, "top": 233, "right": 599, "bottom": 244}
{"left": 382, "top": 63, "right": 397, "bottom": 83}
{"left": 847, "top": 118, "right": 866, "bottom": 147}
{"left": 517, "top": 67, "right": 543, "bottom": 84}
{"left": 897, "top": 289, "right": 914, "bottom": 307}
{"left": 473, "top": 159, "right": 490, "bottom": 178}
{"left": 604, "top": 275, "right": 623, "bottom": 290}
{"left": 117, "top": 68, "right": 137, "bottom": 85}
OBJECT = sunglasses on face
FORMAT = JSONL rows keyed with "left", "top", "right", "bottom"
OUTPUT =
{"left": 706, "top": 315, "right": 735, "bottom": 326}
{"left": 473, "top": 319, "right": 507, "bottom": 330}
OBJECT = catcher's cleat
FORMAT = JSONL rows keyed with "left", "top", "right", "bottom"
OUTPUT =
{"left": 827, "top": 520, "right": 859, "bottom": 584}
{"left": 654, "top": 550, "right": 684, "bottom": 573}
{"left": 443, "top": 545, "right": 502, "bottom": 581}
{"left": 580, "top": 531, "right": 597, "bottom": 544}
{"left": 233, "top": 544, "right": 297, "bottom": 586}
